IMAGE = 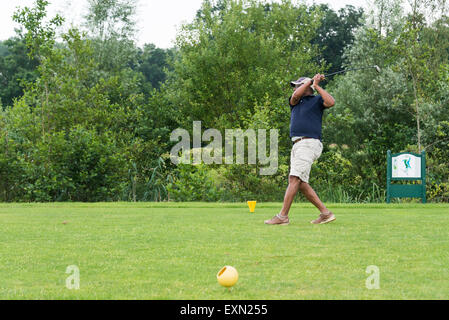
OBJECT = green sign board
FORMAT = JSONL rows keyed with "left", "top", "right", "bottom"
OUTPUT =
{"left": 387, "top": 150, "right": 426, "bottom": 203}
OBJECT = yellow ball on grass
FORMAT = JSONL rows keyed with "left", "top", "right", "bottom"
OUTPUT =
{"left": 217, "top": 266, "right": 239, "bottom": 288}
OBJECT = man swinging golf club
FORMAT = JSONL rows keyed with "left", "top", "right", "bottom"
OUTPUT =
{"left": 265, "top": 74, "right": 336, "bottom": 226}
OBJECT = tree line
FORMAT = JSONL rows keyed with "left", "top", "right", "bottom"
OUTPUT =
{"left": 0, "top": 0, "right": 447, "bottom": 203}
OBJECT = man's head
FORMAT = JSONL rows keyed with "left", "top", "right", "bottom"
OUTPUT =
{"left": 290, "top": 77, "right": 315, "bottom": 94}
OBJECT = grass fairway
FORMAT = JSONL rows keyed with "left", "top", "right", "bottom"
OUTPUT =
{"left": 1, "top": 202, "right": 448, "bottom": 300}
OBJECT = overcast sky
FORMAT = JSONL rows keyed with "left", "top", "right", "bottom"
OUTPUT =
{"left": 0, "top": 0, "right": 371, "bottom": 48}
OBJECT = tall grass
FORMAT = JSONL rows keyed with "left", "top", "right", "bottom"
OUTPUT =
{"left": 317, "top": 183, "right": 386, "bottom": 203}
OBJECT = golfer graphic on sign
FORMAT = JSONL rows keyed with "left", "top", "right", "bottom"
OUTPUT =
{"left": 393, "top": 155, "right": 421, "bottom": 178}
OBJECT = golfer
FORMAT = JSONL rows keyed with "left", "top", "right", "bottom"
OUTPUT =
{"left": 265, "top": 74, "right": 336, "bottom": 226}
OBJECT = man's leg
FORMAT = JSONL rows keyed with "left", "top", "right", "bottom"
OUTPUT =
{"left": 279, "top": 176, "right": 301, "bottom": 216}
{"left": 298, "top": 181, "right": 336, "bottom": 224}
{"left": 298, "top": 181, "right": 329, "bottom": 214}
{"left": 264, "top": 175, "right": 300, "bottom": 225}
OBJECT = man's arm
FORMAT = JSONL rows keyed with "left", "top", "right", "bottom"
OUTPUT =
{"left": 290, "top": 80, "right": 312, "bottom": 106}
{"left": 313, "top": 74, "right": 335, "bottom": 108}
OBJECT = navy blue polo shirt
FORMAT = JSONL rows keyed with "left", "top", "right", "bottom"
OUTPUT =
{"left": 289, "top": 95, "right": 325, "bottom": 141}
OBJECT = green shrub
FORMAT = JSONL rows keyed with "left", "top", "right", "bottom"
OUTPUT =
{"left": 167, "top": 163, "right": 222, "bottom": 202}
{"left": 22, "top": 127, "right": 127, "bottom": 202}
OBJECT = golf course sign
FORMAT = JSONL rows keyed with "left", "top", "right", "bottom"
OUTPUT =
{"left": 387, "top": 150, "right": 426, "bottom": 203}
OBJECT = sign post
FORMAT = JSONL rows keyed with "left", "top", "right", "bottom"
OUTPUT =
{"left": 387, "top": 150, "right": 426, "bottom": 203}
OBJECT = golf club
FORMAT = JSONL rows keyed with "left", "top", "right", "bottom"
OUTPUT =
{"left": 324, "top": 65, "right": 381, "bottom": 78}
{"left": 290, "top": 65, "right": 381, "bottom": 87}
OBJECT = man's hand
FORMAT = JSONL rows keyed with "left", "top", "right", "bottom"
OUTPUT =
{"left": 312, "top": 74, "right": 325, "bottom": 88}
{"left": 312, "top": 74, "right": 335, "bottom": 108}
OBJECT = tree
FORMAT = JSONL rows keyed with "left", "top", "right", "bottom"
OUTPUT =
{"left": 311, "top": 4, "right": 365, "bottom": 75}
{"left": 368, "top": 0, "right": 405, "bottom": 36}
{"left": 84, "top": 0, "right": 138, "bottom": 73}
{"left": 85, "top": 0, "right": 137, "bottom": 41}
{"left": 171, "top": 0, "right": 323, "bottom": 130}
{"left": 0, "top": 37, "right": 39, "bottom": 107}
{"left": 135, "top": 43, "right": 174, "bottom": 91}
{"left": 394, "top": 0, "right": 448, "bottom": 152}
{"left": 421, "top": 16, "right": 449, "bottom": 75}
{"left": 2, "top": 0, "right": 141, "bottom": 201}
{"left": 324, "top": 0, "right": 449, "bottom": 200}
{"left": 0, "top": 41, "right": 9, "bottom": 56}
{"left": 12, "top": 0, "right": 64, "bottom": 62}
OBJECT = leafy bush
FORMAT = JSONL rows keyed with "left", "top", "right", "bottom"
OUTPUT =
{"left": 167, "top": 163, "right": 222, "bottom": 202}
{"left": 21, "top": 127, "right": 127, "bottom": 202}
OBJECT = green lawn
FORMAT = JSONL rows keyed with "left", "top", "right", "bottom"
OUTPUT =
{"left": 0, "top": 202, "right": 448, "bottom": 300}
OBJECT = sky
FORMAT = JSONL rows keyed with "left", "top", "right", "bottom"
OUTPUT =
{"left": 0, "top": 0, "right": 371, "bottom": 49}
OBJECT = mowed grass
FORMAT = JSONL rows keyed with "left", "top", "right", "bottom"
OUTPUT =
{"left": 0, "top": 202, "right": 448, "bottom": 300}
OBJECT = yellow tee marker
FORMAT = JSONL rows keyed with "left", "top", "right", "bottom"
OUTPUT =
{"left": 247, "top": 201, "right": 257, "bottom": 213}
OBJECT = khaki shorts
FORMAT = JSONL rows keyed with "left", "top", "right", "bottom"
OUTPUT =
{"left": 290, "top": 139, "right": 323, "bottom": 183}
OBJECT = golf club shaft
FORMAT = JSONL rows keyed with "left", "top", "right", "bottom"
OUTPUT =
{"left": 292, "top": 65, "right": 380, "bottom": 87}
{"left": 324, "top": 66, "right": 379, "bottom": 78}
{"left": 310, "top": 66, "right": 380, "bottom": 84}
